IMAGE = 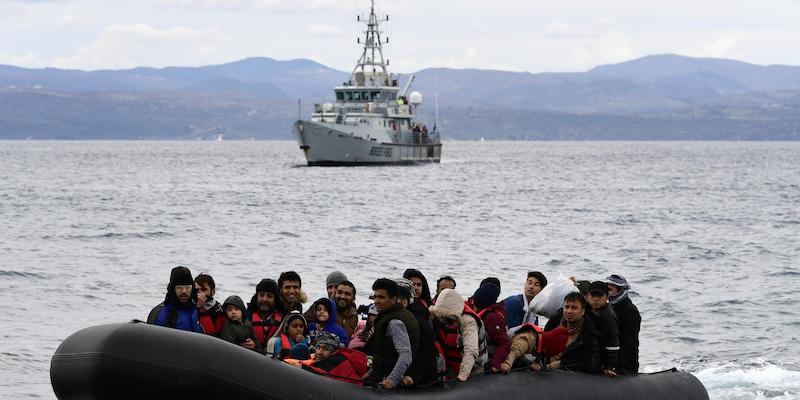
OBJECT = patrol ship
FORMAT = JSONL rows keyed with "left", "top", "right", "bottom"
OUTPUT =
{"left": 292, "top": 0, "right": 442, "bottom": 166}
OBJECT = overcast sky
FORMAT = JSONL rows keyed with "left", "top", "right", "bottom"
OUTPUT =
{"left": 2, "top": 0, "right": 799, "bottom": 73}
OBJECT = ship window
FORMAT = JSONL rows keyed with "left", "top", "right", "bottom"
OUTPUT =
{"left": 353, "top": 92, "right": 361, "bottom": 101}
{"left": 362, "top": 91, "right": 369, "bottom": 101}
{"left": 336, "top": 92, "right": 344, "bottom": 101}
{"left": 371, "top": 91, "right": 381, "bottom": 100}
{"left": 387, "top": 92, "right": 396, "bottom": 100}
{"left": 346, "top": 92, "right": 353, "bottom": 101}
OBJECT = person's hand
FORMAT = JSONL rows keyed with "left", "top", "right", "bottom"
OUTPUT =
{"left": 547, "top": 360, "right": 561, "bottom": 370}
{"left": 294, "top": 334, "right": 305, "bottom": 342}
{"left": 241, "top": 338, "right": 256, "bottom": 349}
{"left": 603, "top": 369, "right": 618, "bottom": 378}
{"left": 529, "top": 362, "right": 542, "bottom": 372}
{"left": 457, "top": 374, "right": 468, "bottom": 382}
{"left": 380, "top": 378, "right": 396, "bottom": 389}
{"left": 402, "top": 376, "right": 414, "bottom": 386}
{"left": 499, "top": 362, "right": 512, "bottom": 374}
{"left": 285, "top": 359, "right": 302, "bottom": 367}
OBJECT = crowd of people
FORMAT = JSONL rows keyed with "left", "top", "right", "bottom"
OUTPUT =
{"left": 146, "top": 266, "right": 641, "bottom": 389}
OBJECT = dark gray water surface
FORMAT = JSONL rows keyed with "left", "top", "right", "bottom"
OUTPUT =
{"left": 1, "top": 141, "right": 798, "bottom": 399}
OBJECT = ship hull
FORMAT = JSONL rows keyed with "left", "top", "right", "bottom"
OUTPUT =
{"left": 293, "top": 120, "right": 442, "bottom": 166}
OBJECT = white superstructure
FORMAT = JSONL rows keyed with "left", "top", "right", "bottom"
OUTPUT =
{"left": 292, "top": 0, "right": 442, "bottom": 166}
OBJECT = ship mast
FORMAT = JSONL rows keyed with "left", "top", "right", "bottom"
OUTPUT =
{"left": 351, "top": 0, "right": 390, "bottom": 86}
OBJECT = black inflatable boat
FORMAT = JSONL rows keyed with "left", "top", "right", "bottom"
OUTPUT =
{"left": 50, "top": 322, "right": 709, "bottom": 400}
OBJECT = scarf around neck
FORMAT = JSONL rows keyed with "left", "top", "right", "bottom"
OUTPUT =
{"left": 610, "top": 288, "right": 630, "bottom": 305}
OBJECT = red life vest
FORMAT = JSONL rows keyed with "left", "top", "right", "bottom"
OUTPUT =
{"left": 518, "top": 323, "right": 544, "bottom": 354}
{"left": 251, "top": 310, "right": 283, "bottom": 346}
{"left": 279, "top": 333, "right": 293, "bottom": 359}
{"left": 435, "top": 305, "right": 485, "bottom": 376}
{"left": 198, "top": 312, "right": 226, "bottom": 336}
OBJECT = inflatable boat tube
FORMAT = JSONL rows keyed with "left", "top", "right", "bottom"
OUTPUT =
{"left": 51, "top": 322, "right": 709, "bottom": 400}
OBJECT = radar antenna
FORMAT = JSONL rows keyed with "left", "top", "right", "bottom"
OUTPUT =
{"left": 351, "top": 0, "right": 390, "bottom": 87}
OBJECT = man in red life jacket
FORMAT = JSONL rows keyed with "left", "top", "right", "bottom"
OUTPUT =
{"left": 246, "top": 279, "right": 283, "bottom": 350}
{"left": 195, "top": 274, "right": 225, "bottom": 336}
{"left": 298, "top": 332, "right": 368, "bottom": 385}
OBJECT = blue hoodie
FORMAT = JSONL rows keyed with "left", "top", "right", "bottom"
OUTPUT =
{"left": 308, "top": 298, "right": 349, "bottom": 347}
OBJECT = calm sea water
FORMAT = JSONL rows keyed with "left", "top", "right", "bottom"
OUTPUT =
{"left": 1, "top": 140, "right": 798, "bottom": 399}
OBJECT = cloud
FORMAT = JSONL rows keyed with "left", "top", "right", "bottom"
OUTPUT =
{"left": 305, "top": 24, "right": 341, "bottom": 36}
{"left": 0, "top": 51, "right": 44, "bottom": 67}
{"left": 56, "top": 13, "right": 77, "bottom": 26}
{"left": 53, "top": 23, "right": 231, "bottom": 70}
{"left": 693, "top": 34, "right": 744, "bottom": 59}
{"left": 156, "top": 0, "right": 359, "bottom": 12}
{"left": 543, "top": 17, "right": 618, "bottom": 39}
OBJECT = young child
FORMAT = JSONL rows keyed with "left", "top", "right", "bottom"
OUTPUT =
{"left": 293, "top": 332, "right": 367, "bottom": 385}
{"left": 267, "top": 311, "right": 310, "bottom": 360}
{"left": 308, "top": 298, "right": 349, "bottom": 348}
{"left": 218, "top": 296, "right": 262, "bottom": 353}
{"left": 348, "top": 304, "right": 378, "bottom": 351}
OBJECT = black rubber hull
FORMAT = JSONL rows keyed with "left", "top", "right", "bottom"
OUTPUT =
{"left": 51, "top": 322, "right": 709, "bottom": 400}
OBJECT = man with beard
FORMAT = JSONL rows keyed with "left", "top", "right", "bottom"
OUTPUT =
{"left": 544, "top": 292, "right": 602, "bottom": 373}
{"left": 278, "top": 271, "right": 303, "bottom": 313}
{"left": 147, "top": 266, "right": 203, "bottom": 333}
{"left": 334, "top": 280, "right": 359, "bottom": 339}
{"left": 195, "top": 273, "right": 226, "bottom": 336}
{"left": 246, "top": 278, "right": 284, "bottom": 351}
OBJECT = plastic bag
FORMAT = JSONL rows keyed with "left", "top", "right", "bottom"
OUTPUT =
{"left": 529, "top": 273, "right": 579, "bottom": 318}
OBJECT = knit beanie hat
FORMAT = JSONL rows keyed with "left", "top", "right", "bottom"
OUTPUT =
{"left": 326, "top": 271, "right": 348, "bottom": 288}
{"left": 312, "top": 332, "right": 341, "bottom": 351}
{"left": 480, "top": 277, "right": 501, "bottom": 292}
{"left": 170, "top": 266, "right": 194, "bottom": 287}
{"left": 256, "top": 278, "right": 279, "bottom": 295}
{"left": 473, "top": 282, "right": 500, "bottom": 310}
{"left": 290, "top": 342, "right": 311, "bottom": 360}
{"left": 541, "top": 327, "right": 570, "bottom": 357}
{"left": 606, "top": 274, "right": 630, "bottom": 289}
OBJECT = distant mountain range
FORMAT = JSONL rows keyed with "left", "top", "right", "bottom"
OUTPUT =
{"left": 2, "top": 54, "right": 799, "bottom": 140}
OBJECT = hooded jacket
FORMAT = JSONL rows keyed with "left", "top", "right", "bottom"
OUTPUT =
{"left": 308, "top": 298, "right": 349, "bottom": 348}
{"left": 429, "top": 288, "right": 487, "bottom": 380}
{"left": 218, "top": 296, "right": 262, "bottom": 352}
{"left": 147, "top": 266, "right": 203, "bottom": 333}
{"left": 266, "top": 311, "right": 310, "bottom": 359}
{"left": 477, "top": 301, "right": 511, "bottom": 370}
